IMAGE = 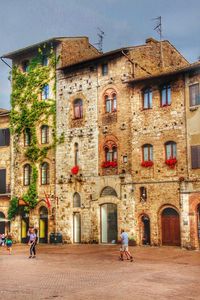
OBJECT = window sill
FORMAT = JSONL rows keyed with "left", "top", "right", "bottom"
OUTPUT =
{"left": 161, "top": 104, "right": 171, "bottom": 108}
{"left": 189, "top": 106, "right": 199, "bottom": 112}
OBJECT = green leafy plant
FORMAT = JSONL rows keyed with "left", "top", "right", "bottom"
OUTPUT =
{"left": 8, "top": 46, "right": 63, "bottom": 219}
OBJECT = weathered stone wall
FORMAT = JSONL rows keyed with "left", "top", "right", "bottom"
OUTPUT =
{"left": 0, "top": 112, "right": 11, "bottom": 230}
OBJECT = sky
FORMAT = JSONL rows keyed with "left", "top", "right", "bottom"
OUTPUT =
{"left": 0, "top": 0, "right": 199, "bottom": 109}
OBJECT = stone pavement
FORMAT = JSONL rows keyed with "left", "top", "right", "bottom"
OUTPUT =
{"left": 0, "top": 244, "right": 200, "bottom": 300}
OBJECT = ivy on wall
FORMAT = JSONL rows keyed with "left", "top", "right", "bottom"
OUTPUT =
{"left": 8, "top": 45, "right": 62, "bottom": 220}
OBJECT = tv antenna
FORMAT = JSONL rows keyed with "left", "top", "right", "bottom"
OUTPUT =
{"left": 95, "top": 27, "right": 105, "bottom": 52}
{"left": 153, "top": 16, "right": 164, "bottom": 69}
{"left": 153, "top": 16, "right": 163, "bottom": 40}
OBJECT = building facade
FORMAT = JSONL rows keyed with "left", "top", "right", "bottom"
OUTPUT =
{"left": 0, "top": 109, "right": 11, "bottom": 234}
{"left": 1, "top": 36, "right": 200, "bottom": 249}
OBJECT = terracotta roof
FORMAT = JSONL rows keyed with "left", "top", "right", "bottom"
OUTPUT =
{"left": 1, "top": 36, "right": 98, "bottom": 59}
{"left": 127, "top": 62, "right": 200, "bottom": 84}
{"left": 0, "top": 108, "right": 10, "bottom": 116}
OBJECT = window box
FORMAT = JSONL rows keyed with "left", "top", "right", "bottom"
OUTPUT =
{"left": 101, "top": 161, "right": 117, "bottom": 168}
{"left": 165, "top": 157, "right": 177, "bottom": 169}
{"left": 141, "top": 160, "right": 153, "bottom": 167}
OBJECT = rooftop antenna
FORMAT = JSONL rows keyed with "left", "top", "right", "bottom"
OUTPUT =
{"left": 153, "top": 16, "right": 164, "bottom": 69}
{"left": 94, "top": 27, "right": 105, "bottom": 52}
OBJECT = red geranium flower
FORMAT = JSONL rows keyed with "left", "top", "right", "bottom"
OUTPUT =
{"left": 141, "top": 160, "right": 153, "bottom": 168}
{"left": 71, "top": 165, "right": 79, "bottom": 175}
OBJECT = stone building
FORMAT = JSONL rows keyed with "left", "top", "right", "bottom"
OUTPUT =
{"left": 2, "top": 36, "right": 200, "bottom": 249}
{"left": 2, "top": 37, "right": 100, "bottom": 242}
{"left": 0, "top": 108, "right": 11, "bottom": 234}
{"left": 56, "top": 38, "right": 200, "bottom": 248}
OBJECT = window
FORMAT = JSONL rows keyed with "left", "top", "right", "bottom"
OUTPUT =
{"left": 24, "top": 128, "right": 31, "bottom": 146}
{"left": 42, "top": 84, "right": 49, "bottom": 100}
{"left": 73, "top": 192, "right": 81, "bottom": 208}
{"left": 143, "top": 89, "right": 152, "bottom": 109}
{"left": 74, "top": 99, "right": 83, "bottom": 119}
{"left": 102, "top": 63, "right": 108, "bottom": 76}
{"left": 74, "top": 143, "right": 79, "bottom": 165}
{"left": 0, "top": 128, "right": 10, "bottom": 146}
{"left": 104, "top": 144, "right": 117, "bottom": 162}
{"left": 161, "top": 84, "right": 171, "bottom": 106}
{"left": 104, "top": 89, "right": 117, "bottom": 113}
{"left": 22, "top": 60, "right": 29, "bottom": 72}
{"left": 24, "top": 164, "right": 31, "bottom": 186}
{"left": 191, "top": 146, "right": 200, "bottom": 169}
{"left": 0, "top": 169, "right": 6, "bottom": 194}
{"left": 165, "top": 141, "right": 177, "bottom": 159}
{"left": 41, "top": 125, "right": 49, "bottom": 144}
{"left": 189, "top": 83, "right": 200, "bottom": 106}
{"left": 142, "top": 144, "right": 153, "bottom": 161}
{"left": 140, "top": 186, "right": 147, "bottom": 202}
{"left": 42, "top": 56, "right": 48, "bottom": 66}
{"left": 41, "top": 162, "right": 49, "bottom": 185}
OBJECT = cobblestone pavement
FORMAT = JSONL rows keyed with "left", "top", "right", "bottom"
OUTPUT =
{"left": 0, "top": 244, "right": 200, "bottom": 300}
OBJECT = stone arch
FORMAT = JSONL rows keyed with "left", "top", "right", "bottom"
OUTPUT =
{"left": 100, "top": 186, "right": 118, "bottom": 198}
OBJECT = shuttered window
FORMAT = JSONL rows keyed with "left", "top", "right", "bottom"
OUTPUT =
{"left": 0, "top": 128, "right": 10, "bottom": 146}
{"left": 191, "top": 146, "right": 200, "bottom": 169}
{"left": 0, "top": 169, "right": 6, "bottom": 194}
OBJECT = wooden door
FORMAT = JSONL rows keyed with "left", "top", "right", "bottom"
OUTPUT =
{"left": 162, "top": 208, "right": 180, "bottom": 246}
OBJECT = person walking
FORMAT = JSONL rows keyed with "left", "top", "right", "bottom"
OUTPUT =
{"left": 119, "top": 229, "right": 133, "bottom": 262}
{"left": 5, "top": 233, "right": 13, "bottom": 255}
{"left": 28, "top": 227, "right": 37, "bottom": 258}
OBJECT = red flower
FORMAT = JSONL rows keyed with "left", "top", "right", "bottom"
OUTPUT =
{"left": 102, "top": 161, "right": 118, "bottom": 168}
{"left": 71, "top": 165, "right": 79, "bottom": 175}
{"left": 165, "top": 157, "right": 177, "bottom": 169}
{"left": 141, "top": 160, "right": 153, "bottom": 168}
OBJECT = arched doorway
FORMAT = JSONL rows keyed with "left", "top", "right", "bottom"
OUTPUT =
{"left": 161, "top": 207, "right": 180, "bottom": 246}
{"left": 0, "top": 212, "right": 5, "bottom": 234}
{"left": 140, "top": 215, "right": 151, "bottom": 245}
{"left": 39, "top": 206, "right": 48, "bottom": 243}
{"left": 197, "top": 204, "right": 200, "bottom": 245}
{"left": 101, "top": 203, "right": 117, "bottom": 244}
{"left": 21, "top": 212, "right": 29, "bottom": 243}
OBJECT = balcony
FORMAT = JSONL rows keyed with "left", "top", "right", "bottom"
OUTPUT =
{"left": 0, "top": 184, "right": 11, "bottom": 196}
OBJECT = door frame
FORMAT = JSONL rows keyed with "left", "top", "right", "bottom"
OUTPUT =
{"left": 160, "top": 206, "right": 180, "bottom": 246}
{"left": 100, "top": 203, "right": 118, "bottom": 244}
{"left": 73, "top": 212, "right": 81, "bottom": 243}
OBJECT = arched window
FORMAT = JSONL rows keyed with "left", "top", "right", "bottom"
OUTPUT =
{"left": 24, "top": 128, "right": 31, "bottom": 146}
{"left": 74, "top": 99, "right": 83, "bottom": 119}
{"left": 142, "top": 144, "right": 153, "bottom": 161}
{"left": 41, "top": 162, "right": 49, "bottom": 185}
{"left": 24, "top": 164, "right": 31, "bottom": 186}
{"left": 104, "top": 89, "right": 117, "bottom": 113}
{"left": 42, "top": 84, "right": 49, "bottom": 100}
{"left": 74, "top": 143, "right": 79, "bottom": 165}
{"left": 104, "top": 144, "right": 117, "bottom": 162}
{"left": 143, "top": 88, "right": 152, "bottom": 109}
{"left": 165, "top": 141, "right": 177, "bottom": 159}
{"left": 41, "top": 125, "right": 49, "bottom": 144}
{"left": 73, "top": 192, "right": 81, "bottom": 208}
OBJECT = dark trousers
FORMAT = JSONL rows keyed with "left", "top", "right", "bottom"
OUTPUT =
{"left": 30, "top": 241, "right": 36, "bottom": 256}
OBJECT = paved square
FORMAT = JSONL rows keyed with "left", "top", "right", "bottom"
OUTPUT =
{"left": 0, "top": 244, "right": 200, "bottom": 300}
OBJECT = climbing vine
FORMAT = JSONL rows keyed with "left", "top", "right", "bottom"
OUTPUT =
{"left": 8, "top": 45, "right": 62, "bottom": 219}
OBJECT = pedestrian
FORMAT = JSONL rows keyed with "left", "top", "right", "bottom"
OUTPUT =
{"left": 28, "top": 227, "right": 37, "bottom": 258}
{"left": 1, "top": 233, "right": 5, "bottom": 246}
{"left": 119, "top": 229, "right": 133, "bottom": 262}
{"left": 5, "top": 233, "right": 13, "bottom": 255}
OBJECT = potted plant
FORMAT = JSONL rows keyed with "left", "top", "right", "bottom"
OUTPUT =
{"left": 129, "top": 237, "right": 136, "bottom": 246}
